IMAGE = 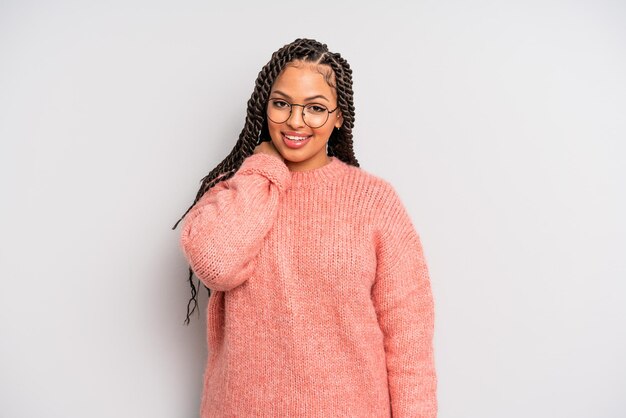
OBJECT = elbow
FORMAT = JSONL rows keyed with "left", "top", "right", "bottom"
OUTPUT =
{"left": 181, "top": 238, "right": 253, "bottom": 292}
{"left": 190, "top": 259, "right": 238, "bottom": 292}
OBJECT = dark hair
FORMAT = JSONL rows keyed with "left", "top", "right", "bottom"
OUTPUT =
{"left": 172, "top": 38, "right": 359, "bottom": 325}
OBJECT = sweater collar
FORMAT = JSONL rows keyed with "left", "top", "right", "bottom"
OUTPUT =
{"left": 288, "top": 156, "right": 345, "bottom": 188}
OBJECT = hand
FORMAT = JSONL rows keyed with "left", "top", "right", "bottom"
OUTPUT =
{"left": 253, "top": 140, "right": 284, "bottom": 161}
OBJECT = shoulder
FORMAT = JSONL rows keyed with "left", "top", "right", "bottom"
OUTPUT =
{"left": 339, "top": 160, "right": 405, "bottom": 206}
{"left": 334, "top": 160, "right": 412, "bottom": 229}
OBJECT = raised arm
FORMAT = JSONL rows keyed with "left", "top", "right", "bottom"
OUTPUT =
{"left": 179, "top": 152, "right": 291, "bottom": 291}
{"left": 372, "top": 184, "right": 437, "bottom": 418}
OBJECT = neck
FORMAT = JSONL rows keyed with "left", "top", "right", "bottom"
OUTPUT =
{"left": 285, "top": 155, "right": 331, "bottom": 172}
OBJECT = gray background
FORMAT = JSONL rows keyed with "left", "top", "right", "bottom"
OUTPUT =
{"left": 1, "top": 1, "right": 625, "bottom": 417}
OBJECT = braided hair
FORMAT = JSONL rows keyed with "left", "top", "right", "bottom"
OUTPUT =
{"left": 172, "top": 38, "right": 359, "bottom": 325}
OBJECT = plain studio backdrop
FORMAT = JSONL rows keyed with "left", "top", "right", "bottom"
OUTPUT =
{"left": 1, "top": 1, "right": 624, "bottom": 417}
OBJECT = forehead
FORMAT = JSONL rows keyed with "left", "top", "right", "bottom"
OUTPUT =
{"left": 270, "top": 64, "right": 337, "bottom": 100}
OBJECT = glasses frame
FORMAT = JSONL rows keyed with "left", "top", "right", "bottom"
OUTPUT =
{"left": 266, "top": 98, "right": 340, "bottom": 129}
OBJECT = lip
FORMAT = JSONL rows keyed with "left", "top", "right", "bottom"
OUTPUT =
{"left": 282, "top": 132, "right": 312, "bottom": 149}
{"left": 282, "top": 131, "right": 311, "bottom": 138}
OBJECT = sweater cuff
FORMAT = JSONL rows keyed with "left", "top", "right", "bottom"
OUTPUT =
{"left": 236, "top": 153, "right": 291, "bottom": 193}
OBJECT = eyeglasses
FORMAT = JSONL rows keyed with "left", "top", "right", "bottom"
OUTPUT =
{"left": 266, "top": 98, "right": 339, "bottom": 129}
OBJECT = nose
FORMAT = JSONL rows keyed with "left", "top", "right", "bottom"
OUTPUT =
{"left": 286, "top": 104, "right": 306, "bottom": 129}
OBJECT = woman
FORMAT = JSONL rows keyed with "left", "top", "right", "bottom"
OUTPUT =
{"left": 174, "top": 38, "right": 437, "bottom": 417}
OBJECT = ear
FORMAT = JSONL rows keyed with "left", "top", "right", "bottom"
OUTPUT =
{"left": 334, "top": 111, "right": 343, "bottom": 129}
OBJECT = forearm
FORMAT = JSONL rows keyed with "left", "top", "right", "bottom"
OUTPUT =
{"left": 180, "top": 153, "right": 290, "bottom": 291}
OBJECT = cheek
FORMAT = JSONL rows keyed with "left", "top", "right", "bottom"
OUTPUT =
{"left": 312, "top": 125, "right": 334, "bottom": 139}
{"left": 267, "top": 122, "right": 281, "bottom": 139}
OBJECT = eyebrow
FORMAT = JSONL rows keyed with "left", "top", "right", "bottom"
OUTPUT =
{"left": 271, "top": 90, "right": 330, "bottom": 103}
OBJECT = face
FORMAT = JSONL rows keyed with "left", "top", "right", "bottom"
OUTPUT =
{"left": 266, "top": 63, "right": 343, "bottom": 172}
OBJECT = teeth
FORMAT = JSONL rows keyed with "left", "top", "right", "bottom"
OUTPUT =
{"left": 285, "top": 134, "right": 309, "bottom": 141}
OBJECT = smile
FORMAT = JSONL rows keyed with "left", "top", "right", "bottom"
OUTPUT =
{"left": 283, "top": 134, "right": 310, "bottom": 141}
{"left": 282, "top": 133, "right": 312, "bottom": 149}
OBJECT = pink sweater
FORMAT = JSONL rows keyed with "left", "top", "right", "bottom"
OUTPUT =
{"left": 179, "top": 152, "right": 437, "bottom": 417}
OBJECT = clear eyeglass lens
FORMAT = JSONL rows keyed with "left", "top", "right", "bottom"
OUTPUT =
{"left": 267, "top": 100, "right": 329, "bottom": 128}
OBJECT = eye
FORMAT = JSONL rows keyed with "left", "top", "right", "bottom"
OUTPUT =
{"left": 306, "top": 104, "right": 327, "bottom": 114}
{"left": 270, "top": 99, "right": 290, "bottom": 109}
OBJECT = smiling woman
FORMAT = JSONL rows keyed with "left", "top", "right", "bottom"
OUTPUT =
{"left": 265, "top": 62, "right": 344, "bottom": 171}
{"left": 173, "top": 38, "right": 437, "bottom": 418}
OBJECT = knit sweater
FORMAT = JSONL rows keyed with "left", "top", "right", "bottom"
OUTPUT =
{"left": 179, "top": 152, "right": 437, "bottom": 418}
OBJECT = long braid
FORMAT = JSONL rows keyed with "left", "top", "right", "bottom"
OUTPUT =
{"left": 321, "top": 52, "right": 358, "bottom": 165}
{"left": 172, "top": 38, "right": 360, "bottom": 325}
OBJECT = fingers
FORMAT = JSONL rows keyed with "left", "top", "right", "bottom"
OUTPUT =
{"left": 254, "top": 141, "right": 282, "bottom": 161}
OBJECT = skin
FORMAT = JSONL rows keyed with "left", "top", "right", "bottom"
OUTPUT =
{"left": 253, "top": 140, "right": 282, "bottom": 159}
{"left": 253, "top": 62, "right": 343, "bottom": 171}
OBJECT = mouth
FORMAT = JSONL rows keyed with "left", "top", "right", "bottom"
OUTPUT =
{"left": 283, "top": 133, "right": 311, "bottom": 141}
{"left": 282, "top": 132, "right": 312, "bottom": 149}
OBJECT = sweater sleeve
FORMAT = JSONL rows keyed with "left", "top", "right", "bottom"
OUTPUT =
{"left": 372, "top": 184, "right": 437, "bottom": 418}
{"left": 179, "top": 153, "right": 291, "bottom": 291}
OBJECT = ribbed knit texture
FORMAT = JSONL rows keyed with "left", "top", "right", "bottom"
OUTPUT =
{"left": 179, "top": 153, "right": 437, "bottom": 418}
